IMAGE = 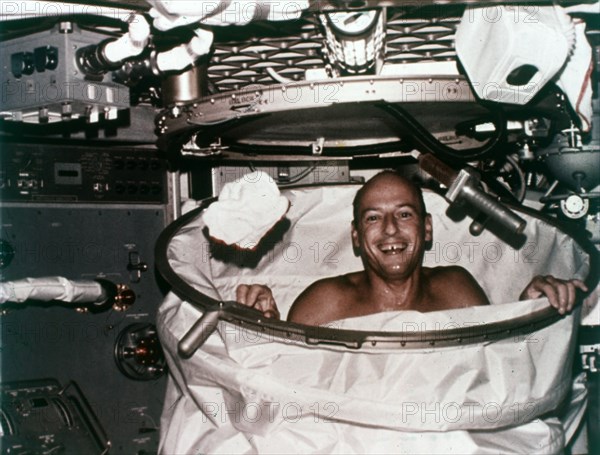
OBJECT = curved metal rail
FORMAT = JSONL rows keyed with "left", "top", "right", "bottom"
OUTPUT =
{"left": 155, "top": 184, "right": 599, "bottom": 356}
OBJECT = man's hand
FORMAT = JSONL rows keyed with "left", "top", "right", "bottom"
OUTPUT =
{"left": 520, "top": 275, "right": 588, "bottom": 315}
{"left": 236, "top": 284, "right": 280, "bottom": 320}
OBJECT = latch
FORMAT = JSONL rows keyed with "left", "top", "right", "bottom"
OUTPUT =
{"left": 181, "top": 135, "right": 228, "bottom": 157}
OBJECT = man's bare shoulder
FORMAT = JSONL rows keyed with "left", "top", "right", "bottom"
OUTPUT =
{"left": 426, "top": 265, "right": 472, "bottom": 279}
{"left": 286, "top": 273, "right": 359, "bottom": 325}
{"left": 425, "top": 265, "right": 490, "bottom": 309}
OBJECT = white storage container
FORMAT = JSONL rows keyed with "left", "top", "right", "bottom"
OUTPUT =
{"left": 455, "top": 5, "right": 574, "bottom": 105}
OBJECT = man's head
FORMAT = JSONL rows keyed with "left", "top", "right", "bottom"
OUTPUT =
{"left": 351, "top": 171, "right": 433, "bottom": 281}
{"left": 352, "top": 171, "right": 427, "bottom": 226}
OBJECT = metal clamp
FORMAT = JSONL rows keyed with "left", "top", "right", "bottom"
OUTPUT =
{"left": 581, "top": 344, "right": 600, "bottom": 374}
{"left": 312, "top": 137, "right": 325, "bottom": 155}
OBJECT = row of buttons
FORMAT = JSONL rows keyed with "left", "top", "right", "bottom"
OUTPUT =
{"left": 93, "top": 182, "right": 163, "bottom": 195}
{"left": 113, "top": 159, "right": 162, "bottom": 171}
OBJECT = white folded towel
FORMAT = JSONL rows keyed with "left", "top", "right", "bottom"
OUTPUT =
{"left": 203, "top": 171, "right": 290, "bottom": 250}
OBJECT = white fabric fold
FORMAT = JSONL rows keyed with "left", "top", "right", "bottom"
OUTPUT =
{"left": 556, "top": 18, "right": 595, "bottom": 131}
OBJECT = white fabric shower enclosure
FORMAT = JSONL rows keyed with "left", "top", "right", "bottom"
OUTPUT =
{"left": 156, "top": 185, "right": 592, "bottom": 454}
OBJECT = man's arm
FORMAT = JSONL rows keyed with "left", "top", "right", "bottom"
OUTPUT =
{"left": 443, "top": 268, "right": 589, "bottom": 314}
{"left": 236, "top": 278, "right": 344, "bottom": 325}
{"left": 236, "top": 284, "right": 280, "bottom": 319}
{"left": 520, "top": 275, "right": 588, "bottom": 314}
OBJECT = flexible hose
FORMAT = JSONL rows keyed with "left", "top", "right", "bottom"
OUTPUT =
{"left": 378, "top": 103, "right": 507, "bottom": 163}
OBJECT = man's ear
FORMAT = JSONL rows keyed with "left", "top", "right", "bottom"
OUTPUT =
{"left": 424, "top": 214, "right": 433, "bottom": 242}
{"left": 351, "top": 222, "right": 360, "bottom": 249}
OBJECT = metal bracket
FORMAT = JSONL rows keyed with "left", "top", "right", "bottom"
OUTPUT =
{"left": 445, "top": 168, "right": 473, "bottom": 203}
{"left": 311, "top": 137, "right": 325, "bottom": 156}
{"left": 581, "top": 344, "right": 600, "bottom": 374}
{"left": 127, "top": 251, "right": 148, "bottom": 283}
{"left": 181, "top": 135, "right": 228, "bottom": 157}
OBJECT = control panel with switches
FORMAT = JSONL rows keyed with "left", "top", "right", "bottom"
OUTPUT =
{"left": 0, "top": 143, "right": 167, "bottom": 203}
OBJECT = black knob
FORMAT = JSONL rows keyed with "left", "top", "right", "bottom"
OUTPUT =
{"left": 0, "top": 239, "right": 15, "bottom": 269}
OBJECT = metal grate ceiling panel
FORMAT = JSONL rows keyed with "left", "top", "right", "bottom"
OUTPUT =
{"left": 207, "top": 10, "right": 462, "bottom": 92}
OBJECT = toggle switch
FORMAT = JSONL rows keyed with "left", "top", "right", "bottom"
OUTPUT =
{"left": 127, "top": 251, "right": 148, "bottom": 283}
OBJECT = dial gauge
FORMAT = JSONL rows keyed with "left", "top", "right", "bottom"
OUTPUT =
{"left": 326, "top": 10, "right": 380, "bottom": 36}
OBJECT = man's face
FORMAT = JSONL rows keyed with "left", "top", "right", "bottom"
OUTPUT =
{"left": 351, "top": 174, "right": 432, "bottom": 281}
